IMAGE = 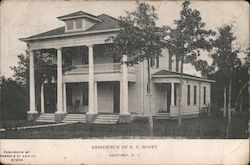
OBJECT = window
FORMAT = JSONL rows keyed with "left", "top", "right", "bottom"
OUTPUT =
{"left": 203, "top": 86, "right": 206, "bottom": 104}
{"left": 187, "top": 85, "right": 190, "bottom": 105}
{"left": 150, "top": 56, "right": 159, "bottom": 68}
{"left": 67, "top": 86, "right": 72, "bottom": 106}
{"left": 75, "top": 19, "right": 83, "bottom": 29}
{"left": 82, "top": 83, "right": 88, "bottom": 106}
{"left": 174, "top": 83, "right": 178, "bottom": 105}
{"left": 150, "top": 57, "right": 155, "bottom": 67}
{"left": 66, "top": 20, "right": 74, "bottom": 30}
{"left": 81, "top": 47, "right": 89, "bottom": 65}
{"left": 176, "top": 59, "right": 179, "bottom": 72}
{"left": 194, "top": 85, "right": 197, "bottom": 105}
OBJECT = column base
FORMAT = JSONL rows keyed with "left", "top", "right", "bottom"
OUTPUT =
{"left": 119, "top": 114, "right": 133, "bottom": 123}
{"left": 27, "top": 111, "right": 39, "bottom": 122}
{"left": 86, "top": 113, "right": 98, "bottom": 123}
{"left": 55, "top": 113, "right": 67, "bottom": 123}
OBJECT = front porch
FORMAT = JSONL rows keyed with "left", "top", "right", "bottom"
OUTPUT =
{"left": 27, "top": 42, "right": 134, "bottom": 123}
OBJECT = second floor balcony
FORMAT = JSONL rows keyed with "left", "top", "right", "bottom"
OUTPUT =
{"left": 62, "top": 62, "right": 137, "bottom": 83}
{"left": 63, "top": 63, "right": 136, "bottom": 75}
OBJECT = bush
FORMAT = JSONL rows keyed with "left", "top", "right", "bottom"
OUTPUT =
{"left": 0, "top": 77, "right": 28, "bottom": 120}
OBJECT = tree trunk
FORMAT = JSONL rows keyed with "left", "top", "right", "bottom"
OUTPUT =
{"left": 226, "top": 77, "right": 232, "bottom": 138}
{"left": 233, "top": 82, "right": 247, "bottom": 113}
{"left": 177, "top": 57, "right": 184, "bottom": 128}
{"left": 223, "top": 86, "right": 227, "bottom": 118}
{"left": 147, "top": 58, "right": 154, "bottom": 136}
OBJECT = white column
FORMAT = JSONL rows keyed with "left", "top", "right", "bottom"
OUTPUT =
{"left": 88, "top": 45, "right": 95, "bottom": 114}
{"left": 29, "top": 50, "right": 37, "bottom": 113}
{"left": 41, "top": 83, "right": 45, "bottom": 113}
{"left": 94, "top": 81, "right": 98, "bottom": 114}
{"left": 171, "top": 82, "right": 175, "bottom": 106}
{"left": 121, "top": 55, "right": 129, "bottom": 114}
{"left": 120, "top": 81, "right": 124, "bottom": 115}
{"left": 56, "top": 47, "right": 63, "bottom": 114}
{"left": 63, "top": 83, "right": 67, "bottom": 113}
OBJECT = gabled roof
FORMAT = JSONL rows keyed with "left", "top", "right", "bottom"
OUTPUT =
{"left": 20, "top": 14, "right": 121, "bottom": 42}
{"left": 152, "top": 70, "right": 215, "bottom": 82}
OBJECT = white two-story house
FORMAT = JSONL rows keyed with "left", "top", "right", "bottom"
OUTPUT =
{"left": 20, "top": 11, "right": 214, "bottom": 124}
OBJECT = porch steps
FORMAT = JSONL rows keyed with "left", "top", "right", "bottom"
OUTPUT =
{"left": 62, "top": 114, "right": 86, "bottom": 123}
{"left": 154, "top": 113, "right": 171, "bottom": 120}
{"left": 94, "top": 114, "right": 119, "bottom": 124}
{"left": 36, "top": 113, "right": 55, "bottom": 123}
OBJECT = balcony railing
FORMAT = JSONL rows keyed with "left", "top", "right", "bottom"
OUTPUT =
{"left": 63, "top": 63, "right": 135, "bottom": 74}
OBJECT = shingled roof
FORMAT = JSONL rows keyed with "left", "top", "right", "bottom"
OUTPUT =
{"left": 153, "top": 70, "right": 215, "bottom": 82}
{"left": 21, "top": 13, "right": 121, "bottom": 41}
{"left": 57, "top": 11, "right": 100, "bottom": 20}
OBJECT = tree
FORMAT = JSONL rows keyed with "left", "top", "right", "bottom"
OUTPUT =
{"left": 106, "top": 2, "right": 167, "bottom": 136}
{"left": 211, "top": 24, "right": 243, "bottom": 138}
{"left": 0, "top": 76, "right": 28, "bottom": 120}
{"left": 167, "top": 1, "right": 215, "bottom": 127}
{"left": 11, "top": 49, "right": 57, "bottom": 112}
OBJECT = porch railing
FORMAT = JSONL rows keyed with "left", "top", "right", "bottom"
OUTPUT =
{"left": 63, "top": 63, "right": 136, "bottom": 74}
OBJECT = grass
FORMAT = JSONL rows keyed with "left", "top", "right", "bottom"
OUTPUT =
{"left": 0, "top": 120, "right": 53, "bottom": 130}
{"left": 0, "top": 115, "right": 248, "bottom": 139}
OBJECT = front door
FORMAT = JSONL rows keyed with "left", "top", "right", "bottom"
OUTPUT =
{"left": 113, "top": 82, "right": 120, "bottom": 113}
{"left": 44, "top": 83, "right": 56, "bottom": 113}
{"left": 166, "top": 83, "right": 171, "bottom": 113}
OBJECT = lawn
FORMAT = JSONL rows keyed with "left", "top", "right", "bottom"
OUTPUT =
{"left": 0, "top": 120, "right": 53, "bottom": 129}
{"left": 0, "top": 115, "right": 248, "bottom": 139}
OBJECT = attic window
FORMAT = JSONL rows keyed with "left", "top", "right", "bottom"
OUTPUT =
{"left": 75, "top": 19, "right": 83, "bottom": 29}
{"left": 66, "top": 20, "right": 74, "bottom": 30}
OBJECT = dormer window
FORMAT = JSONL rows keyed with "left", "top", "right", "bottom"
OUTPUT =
{"left": 66, "top": 20, "right": 74, "bottom": 30}
{"left": 75, "top": 19, "right": 83, "bottom": 29}
{"left": 58, "top": 11, "right": 103, "bottom": 33}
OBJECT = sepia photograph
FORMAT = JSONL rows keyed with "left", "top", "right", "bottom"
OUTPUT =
{"left": 0, "top": 0, "right": 249, "bottom": 164}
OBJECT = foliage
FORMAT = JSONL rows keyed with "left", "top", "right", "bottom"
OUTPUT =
{"left": 211, "top": 25, "right": 243, "bottom": 77}
{"left": 105, "top": 2, "right": 168, "bottom": 136}
{"left": 0, "top": 76, "right": 28, "bottom": 120}
{"left": 106, "top": 2, "right": 167, "bottom": 64}
{"left": 11, "top": 49, "right": 57, "bottom": 88}
{"left": 210, "top": 24, "right": 246, "bottom": 138}
{"left": 167, "top": 1, "right": 215, "bottom": 127}
{"left": 9, "top": 49, "right": 57, "bottom": 114}
{"left": 168, "top": 1, "right": 215, "bottom": 77}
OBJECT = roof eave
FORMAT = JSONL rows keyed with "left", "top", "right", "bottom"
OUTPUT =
{"left": 19, "top": 28, "right": 121, "bottom": 42}
{"left": 152, "top": 75, "right": 216, "bottom": 83}
{"left": 58, "top": 15, "right": 103, "bottom": 22}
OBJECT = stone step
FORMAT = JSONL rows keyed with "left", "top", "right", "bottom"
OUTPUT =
{"left": 63, "top": 120, "right": 86, "bottom": 123}
{"left": 66, "top": 114, "right": 86, "bottom": 116}
{"left": 39, "top": 116, "right": 55, "bottom": 118}
{"left": 154, "top": 117, "right": 171, "bottom": 119}
{"left": 96, "top": 117, "right": 119, "bottom": 119}
{"left": 94, "top": 114, "right": 119, "bottom": 124}
{"left": 38, "top": 116, "right": 55, "bottom": 118}
{"left": 157, "top": 113, "right": 170, "bottom": 115}
{"left": 36, "top": 119, "right": 55, "bottom": 123}
{"left": 40, "top": 114, "right": 55, "bottom": 116}
{"left": 95, "top": 118, "right": 119, "bottom": 120}
{"left": 94, "top": 121, "right": 117, "bottom": 124}
{"left": 63, "top": 119, "right": 86, "bottom": 121}
{"left": 62, "top": 114, "right": 86, "bottom": 123}
{"left": 97, "top": 114, "right": 119, "bottom": 116}
{"left": 64, "top": 117, "right": 86, "bottom": 119}
{"left": 37, "top": 118, "right": 55, "bottom": 120}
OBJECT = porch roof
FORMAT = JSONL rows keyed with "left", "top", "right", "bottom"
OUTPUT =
{"left": 20, "top": 14, "right": 121, "bottom": 42}
{"left": 152, "top": 70, "right": 215, "bottom": 83}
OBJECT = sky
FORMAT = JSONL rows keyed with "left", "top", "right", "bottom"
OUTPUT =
{"left": 0, "top": 0, "right": 249, "bottom": 77}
